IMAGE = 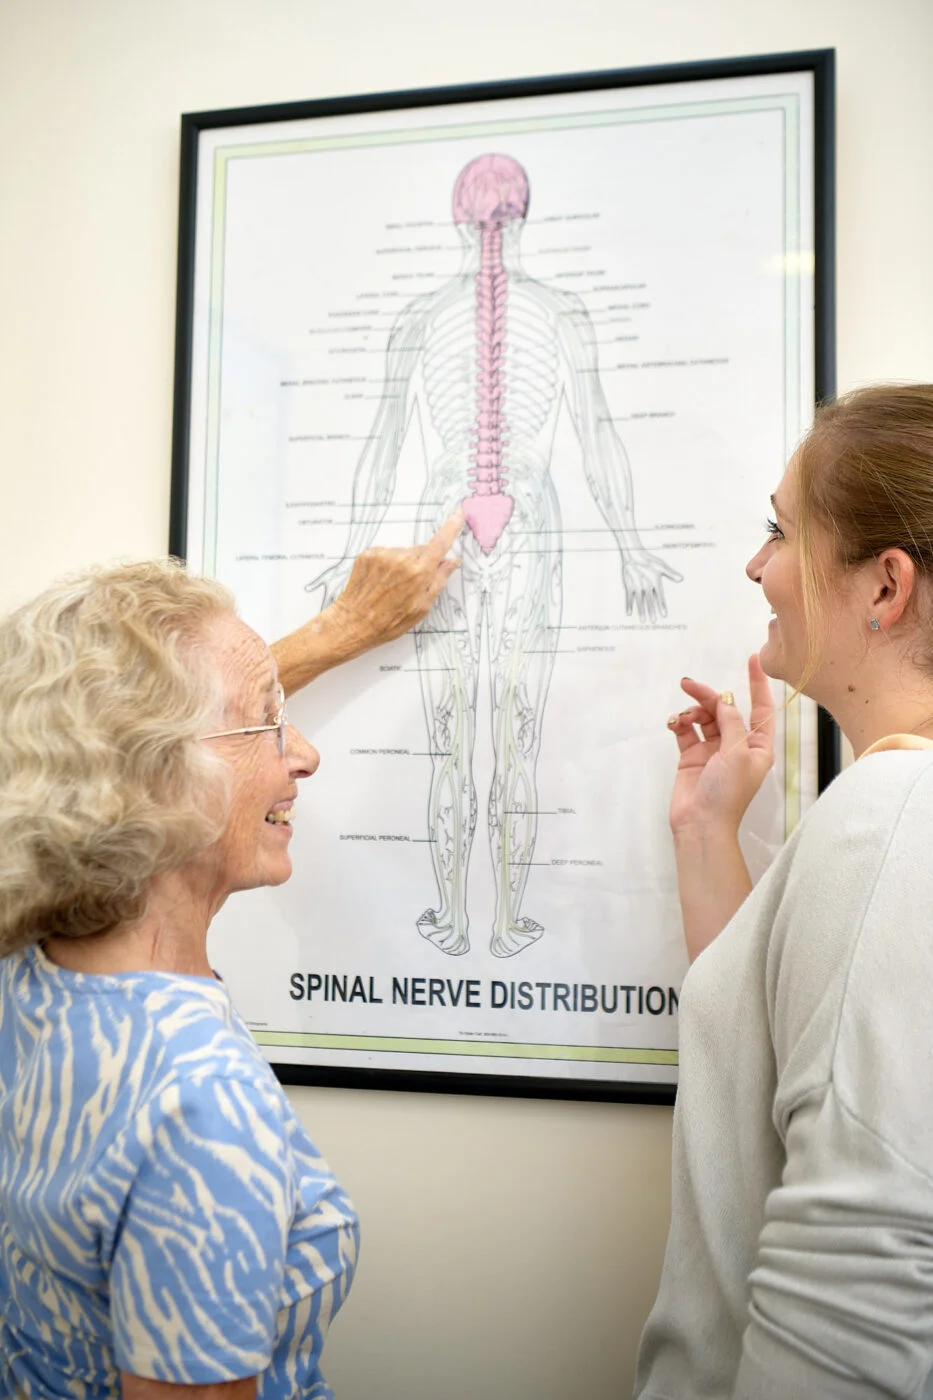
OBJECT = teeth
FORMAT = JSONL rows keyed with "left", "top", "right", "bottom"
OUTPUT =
{"left": 265, "top": 807, "right": 294, "bottom": 825}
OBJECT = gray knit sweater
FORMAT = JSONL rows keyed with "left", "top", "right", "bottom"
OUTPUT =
{"left": 635, "top": 750, "right": 933, "bottom": 1400}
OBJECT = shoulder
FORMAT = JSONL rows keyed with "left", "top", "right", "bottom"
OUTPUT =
{"left": 505, "top": 275, "right": 586, "bottom": 324}
{"left": 725, "top": 751, "right": 933, "bottom": 954}
{"left": 127, "top": 1067, "right": 291, "bottom": 1173}
{"left": 791, "top": 752, "right": 933, "bottom": 1170}
{"left": 758, "top": 751, "right": 933, "bottom": 1103}
{"left": 820, "top": 743, "right": 933, "bottom": 797}
{"left": 137, "top": 986, "right": 291, "bottom": 1138}
{"left": 766, "top": 748, "right": 933, "bottom": 970}
{"left": 792, "top": 748, "right": 933, "bottom": 870}
{"left": 100, "top": 1056, "right": 297, "bottom": 1255}
{"left": 43, "top": 961, "right": 288, "bottom": 1155}
{"left": 537, "top": 282, "right": 589, "bottom": 325}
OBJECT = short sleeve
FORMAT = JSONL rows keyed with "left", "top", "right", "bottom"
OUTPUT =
{"left": 109, "top": 1074, "right": 294, "bottom": 1384}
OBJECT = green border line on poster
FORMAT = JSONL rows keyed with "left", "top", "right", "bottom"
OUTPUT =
{"left": 253, "top": 1029, "right": 678, "bottom": 1065}
{"left": 194, "top": 85, "right": 810, "bottom": 1067}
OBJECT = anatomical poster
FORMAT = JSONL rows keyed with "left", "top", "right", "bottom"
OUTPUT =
{"left": 172, "top": 56, "right": 834, "bottom": 1098}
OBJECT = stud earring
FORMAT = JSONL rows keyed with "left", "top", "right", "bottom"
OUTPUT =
{"left": 870, "top": 618, "right": 880, "bottom": 631}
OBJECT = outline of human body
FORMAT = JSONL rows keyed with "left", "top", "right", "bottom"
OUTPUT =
{"left": 310, "top": 155, "right": 680, "bottom": 957}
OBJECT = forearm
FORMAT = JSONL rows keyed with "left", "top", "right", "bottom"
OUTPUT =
{"left": 271, "top": 601, "right": 374, "bottom": 697}
{"left": 584, "top": 424, "right": 646, "bottom": 551}
{"left": 343, "top": 448, "right": 393, "bottom": 559}
{"left": 672, "top": 825, "right": 752, "bottom": 962}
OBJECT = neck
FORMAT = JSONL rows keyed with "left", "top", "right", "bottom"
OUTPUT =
{"left": 458, "top": 220, "right": 524, "bottom": 274}
{"left": 43, "top": 868, "right": 219, "bottom": 978}
{"left": 821, "top": 657, "right": 933, "bottom": 758}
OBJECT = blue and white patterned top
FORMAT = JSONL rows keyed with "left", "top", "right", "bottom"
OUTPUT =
{"left": 0, "top": 944, "right": 359, "bottom": 1398}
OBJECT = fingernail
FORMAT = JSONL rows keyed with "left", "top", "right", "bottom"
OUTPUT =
{"left": 666, "top": 714, "right": 679, "bottom": 728}
{"left": 720, "top": 690, "right": 735, "bottom": 706}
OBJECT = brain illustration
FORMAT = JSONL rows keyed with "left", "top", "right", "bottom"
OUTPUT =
{"left": 452, "top": 154, "right": 530, "bottom": 227}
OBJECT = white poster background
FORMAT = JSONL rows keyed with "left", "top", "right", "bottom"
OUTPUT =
{"left": 187, "top": 71, "right": 817, "bottom": 1085}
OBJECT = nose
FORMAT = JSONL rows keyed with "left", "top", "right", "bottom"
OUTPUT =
{"left": 286, "top": 723, "right": 320, "bottom": 779}
{"left": 746, "top": 545, "right": 765, "bottom": 584}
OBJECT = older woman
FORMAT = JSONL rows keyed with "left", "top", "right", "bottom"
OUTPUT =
{"left": 0, "top": 518, "right": 461, "bottom": 1399}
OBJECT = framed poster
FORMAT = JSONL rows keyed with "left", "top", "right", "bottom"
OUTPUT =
{"left": 171, "top": 50, "right": 835, "bottom": 1103}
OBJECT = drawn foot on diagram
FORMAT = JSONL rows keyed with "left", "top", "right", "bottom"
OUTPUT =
{"left": 417, "top": 908, "right": 470, "bottom": 956}
{"left": 490, "top": 917, "right": 544, "bottom": 958}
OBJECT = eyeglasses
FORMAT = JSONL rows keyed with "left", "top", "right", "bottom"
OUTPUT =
{"left": 202, "top": 683, "right": 288, "bottom": 757}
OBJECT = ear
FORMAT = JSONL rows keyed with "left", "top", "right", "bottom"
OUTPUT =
{"left": 867, "top": 548, "right": 917, "bottom": 630}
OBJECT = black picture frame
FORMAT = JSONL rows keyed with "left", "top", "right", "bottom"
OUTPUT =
{"left": 171, "top": 49, "right": 836, "bottom": 1105}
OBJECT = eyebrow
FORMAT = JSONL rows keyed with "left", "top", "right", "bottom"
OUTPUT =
{"left": 254, "top": 672, "right": 278, "bottom": 706}
{"left": 770, "top": 492, "right": 791, "bottom": 519}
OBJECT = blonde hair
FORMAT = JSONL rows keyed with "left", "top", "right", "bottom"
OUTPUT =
{"left": 795, "top": 383, "right": 933, "bottom": 687}
{"left": 0, "top": 560, "right": 235, "bottom": 956}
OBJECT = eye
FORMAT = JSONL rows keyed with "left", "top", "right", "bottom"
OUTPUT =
{"left": 261, "top": 689, "right": 282, "bottom": 725}
{"left": 765, "top": 516, "right": 784, "bottom": 541}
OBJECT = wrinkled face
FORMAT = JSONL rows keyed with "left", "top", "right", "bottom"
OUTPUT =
{"left": 200, "top": 613, "right": 319, "bottom": 900}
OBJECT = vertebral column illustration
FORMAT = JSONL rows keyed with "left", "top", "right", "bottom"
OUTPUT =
{"left": 416, "top": 153, "right": 557, "bottom": 957}
{"left": 453, "top": 155, "right": 528, "bottom": 554}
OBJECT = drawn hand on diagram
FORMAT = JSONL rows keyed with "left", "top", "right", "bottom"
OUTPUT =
{"left": 307, "top": 153, "right": 681, "bottom": 957}
{"left": 622, "top": 549, "right": 679, "bottom": 623}
{"left": 310, "top": 514, "right": 464, "bottom": 652}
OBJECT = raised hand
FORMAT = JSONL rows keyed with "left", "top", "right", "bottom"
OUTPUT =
{"left": 324, "top": 509, "right": 464, "bottom": 651}
{"left": 622, "top": 550, "right": 683, "bottom": 623}
{"left": 667, "top": 654, "right": 776, "bottom": 839}
{"left": 274, "top": 511, "right": 465, "bottom": 696}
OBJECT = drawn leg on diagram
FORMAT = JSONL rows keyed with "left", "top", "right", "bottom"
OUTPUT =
{"left": 414, "top": 561, "right": 481, "bottom": 956}
{"left": 485, "top": 500, "right": 561, "bottom": 957}
{"left": 415, "top": 489, "right": 561, "bottom": 958}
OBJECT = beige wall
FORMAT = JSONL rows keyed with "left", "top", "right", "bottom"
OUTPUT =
{"left": 2, "top": 1, "right": 932, "bottom": 1395}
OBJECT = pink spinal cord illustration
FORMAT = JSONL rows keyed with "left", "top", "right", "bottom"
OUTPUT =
{"left": 452, "top": 155, "right": 530, "bottom": 553}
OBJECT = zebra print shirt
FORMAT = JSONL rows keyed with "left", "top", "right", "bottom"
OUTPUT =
{"left": 0, "top": 943, "right": 359, "bottom": 1397}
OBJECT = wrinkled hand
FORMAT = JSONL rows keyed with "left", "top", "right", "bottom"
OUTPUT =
{"left": 312, "top": 510, "right": 464, "bottom": 650}
{"left": 667, "top": 655, "right": 775, "bottom": 838}
{"left": 622, "top": 550, "right": 683, "bottom": 623}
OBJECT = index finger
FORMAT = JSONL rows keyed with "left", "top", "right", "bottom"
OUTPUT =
{"left": 747, "top": 653, "right": 776, "bottom": 741}
{"left": 680, "top": 676, "right": 723, "bottom": 714}
{"left": 424, "top": 508, "right": 466, "bottom": 560}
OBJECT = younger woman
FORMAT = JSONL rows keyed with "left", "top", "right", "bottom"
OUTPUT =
{"left": 636, "top": 384, "right": 933, "bottom": 1399}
